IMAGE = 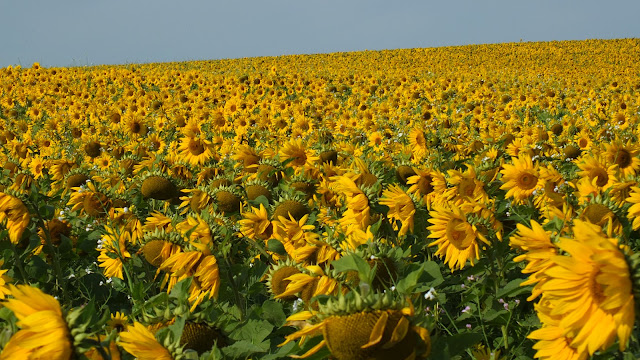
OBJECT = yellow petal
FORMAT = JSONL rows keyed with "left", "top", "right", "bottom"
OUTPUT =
{"left": 361, "top": 311, "right": 388, "bottom": 349}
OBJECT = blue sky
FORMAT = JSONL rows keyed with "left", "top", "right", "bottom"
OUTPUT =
{"left": 1, "top": 0, "right": 638, "bottom": 67}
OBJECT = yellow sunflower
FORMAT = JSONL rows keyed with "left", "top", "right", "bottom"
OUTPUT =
{"left": 97, "top": 226, "right": 132, "bottom": 280}
{"left": 499, "top": 155, "right": 542, "bottom": 204}
{"left": 379, "top": 184, "right": 416, "bottom": 237}
{"left": 281, "top": 293, "right": 430, "bottom": 360}
{"left": 576, "top": 154, "right": 617, "bottom": 191}
{"left": 177, "top": 135, "right": 215, "bottom": 167}
{"left": 117, "top": 322, "right": 173, "bottom": 360}
{"left": 0, "top": 192, "right": 31, "bottom": 244}
{"left": 238, "top": 204, "right": 273, "bottom": 241}
{"left": 1, "top": 284, "right": 73, "bottom": 360}
{"left": 509, "top": 221, "right": 557, "bottom": 300}
{"left": 536, "top": 220, "right": 634, "bottom": 356}
{"left": 528, "top": 298, "right": 588, "bottom": 360}
{"left": 603, "top": 141, "right": 640, "bottom": 177}
{"left": 427, "top": 203, "right": 491, "bottom": 271}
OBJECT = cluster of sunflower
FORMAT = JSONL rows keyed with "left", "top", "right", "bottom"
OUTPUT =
{"left": 0, "top": 38, "right": 640, "bottom": 359}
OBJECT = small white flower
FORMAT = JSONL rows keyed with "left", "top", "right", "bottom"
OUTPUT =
{"left": 424, "top": 287, "right": 436, "bottom": 300}
{"left": 123, "top": 207, "right": 129, "bottom": 214}
{"left": 292, "top": 298, "right": 303, "bottom": 311}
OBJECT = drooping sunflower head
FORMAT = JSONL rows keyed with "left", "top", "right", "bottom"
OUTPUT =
{"left": 395, "top": 164, "right": 417, "bottom": 186}
{"left": 140, "top": 229, "right": 186, "bottom": 267}
{"left": 208, "top": 185, "right": 243, "bottom": 215}
{"left": 140, "top": 173, "right": 178, "bottom": 201}
{"left": 272, "top": 195, "right": 310, "bottom": 222}
{"left": 287, "top": 174, "right": 318, "bottom": 201}
{"left": 284, "top": 292, "right": 430, "bottom": 360}
{"left": 63, "top": 168, "right": 91, "bottom": 191}
{"left": 318, "top": 149, "right": 339, "bottom": 165}
{"left": 243, "top": 179, "right": 273, "bottom": 202}
{"left": 266, "top": 260, "right": 304, "bottom": 301}
{"left": 578, "top": 195, "right": 623, "bottom": 235}
{"left": 256, "top": 159, "right": 285, "bottom": 187}
{"left": 180, "top": 321, "right": 227, "bottom": 354}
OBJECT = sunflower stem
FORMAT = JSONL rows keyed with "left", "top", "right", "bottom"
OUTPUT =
{"left": 223, "top": 251, "right": 245, "bottom": 320}
{"left": 27, "top": 188, "right": 68, "bottom": 303}
{"left": 9, "top": 240, "right": 28, "bottom": 283}
{"left": 476, "top": 296, "right": 490, "bottom": 350}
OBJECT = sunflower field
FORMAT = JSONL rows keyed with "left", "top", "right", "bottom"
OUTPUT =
{"left": 1, "top": 38, "right": 640, "bottom": 360}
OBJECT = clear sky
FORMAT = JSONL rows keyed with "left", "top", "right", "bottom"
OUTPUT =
{"left": 1, "top": 0, "right": 638, "bottom": 68}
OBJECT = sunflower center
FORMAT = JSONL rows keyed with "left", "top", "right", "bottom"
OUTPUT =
{"left": 582, "top": 204, "right": 614, "bottom": 226}
{"left": 418, "top": 176, "right": 434, "bottom": 195}
{"left": 517, "top": 172, "right": 538, "bottom": 190}
{"left": 131, "top": 121, "right": 141, "bottom": 134}
{"left": 188, "top": 139, "right": 205, "bottom": 155}
{"left": 614, "top": 149, "right": 632, "bottom": 169}
{"left": 446, "top": 218, "right": 473, "bottom": 250}
{"left": 589, "top": 269, "right": 606, "bottom": 304}
{"left": 590, "top": 168, "right": 609, "bottom": 187}
{"left": 458, "top": 178, "right": 476, "bottom": 197}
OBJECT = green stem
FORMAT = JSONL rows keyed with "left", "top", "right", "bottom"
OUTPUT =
{"left": 9, "top": 240, "right": 28, "bottom": 283}
{"left": 476, "top": 296, "right": 490, "bottom": 348}
{"left": 223, "top": 253, "right": 245, "bottom": 320}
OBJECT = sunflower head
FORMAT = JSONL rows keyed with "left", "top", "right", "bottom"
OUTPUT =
{"left": 180, "top": 321, "right": 227, "bottom": 354}
{"left": 257, "top": 161, "right": 283, "bottom": 187}
{"left": 140, "top": 229, "right": 187, "bottom": 266}
{"left": 319, "top": 149, "right": 338, "bottom": 165}
{"left": 563, "top": 144, "right": 581, "bottom": 160}
{"left": 287, "top": 175, "right": 317, "bottom": 201}
{"left": 272, "top": 198, "right": 309, "bottom": 222}
{"left": 286, "top": 292, "right": 431, "bottom": 360}
{"left": 141, "top": 174, "right": 178, "bottom": 200}
{"left": 266, "top": 260, "right": 303, "bottom": 301}
{"left": 64, "top": 169, "right": 91, "bottom": 190}
{"left": 209, "top": 185, "right": 243, "bottom": 214}
{"left": 395, "top": 165, "right": 416, "bottom": 185}
{"left": 244, "top": 180, "right": 273, "bottom": 202}
{"left": 84, "top": 141, "right": 102, "bottom": 158}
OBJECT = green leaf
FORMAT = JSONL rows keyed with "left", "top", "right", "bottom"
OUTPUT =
{"left": 222, "top": 339, "right": 270, "bottom": 358}
{"left": 496, "top": 278, "right": 530, "bottom": 298}
{"left": 445, "top": 332, "right": 483, "bottom": 357}
{"left": 267, "top": 239, "right": 286, "bottom": 255}
{"left": 330, "top": 254, "right": 372, "bottom": 283}
{"left": 396, "top": 264, "right": 423, "bottom": 294}
{"left": 230, "top": 319, "right": 273, "bottom": 344}
{"left": 261, "top": 300, "right": 286, "bottom": 327}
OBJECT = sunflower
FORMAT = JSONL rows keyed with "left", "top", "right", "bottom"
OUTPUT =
{"left": 509, "top": 221, "right": 557, "bottom": 300}
{"left": 576, "top": 154, "right": 617, "bottom": 191}
{"left": 275, "top": 265, "right": 339, "bottom": 306}
{"left": 499, "top": 155, "right": 542, "bottom": 204}
{"left": 0, "top": 261, "right": 12, "bottom": 299}
{"left": 603, "top": 141, "right": 640, "bottom": 177}
{"left": 272, "top": 213, "right": 320, "bottom": 263}
{"left": 280, "top": 138, "right": 319, "bottom": 173}
{"left": 528, "top": 298, "right": 588, "bottom": 360}
{"left": 97, "top": 226, "right": 132, "bottom": 280}
{"left": 406, "top": 168, "right": 444, "bottom": 208}
{"left": 1, "top": 284, "right": 73, "bottom": 360}
{"left": 379, "top": 184, "right": 416, "bottom": 237}
{"left": 177, "top": 135, "right": 215, "bottom": 167}
{"left": 107, "top": 311, "right": 130, "bottom": 333}
{"left": 281, "top": 292, "right": 430, "bottom": 360}
{"left": 408, "top": 127, "right": 428, "bottom": 160}
{"left": 536, "top": 220, "right": 634, "bottom": 356}
{"left": 427, "top": 203, "right": 491, "bottom": 271}
{"left": 625, "top": 186, "right": 640, "bottom": 230}
{"left": 238, "top": 203, "right": 273, "bottom": 241}
{"left": 117, "top": 322, "right": 173, "bottom": 360}
{"left": 0, "top": 191, "right": 30, "bottom": 244}
{"left": 160, "top": 250, "right": 221, "bottom": 310}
